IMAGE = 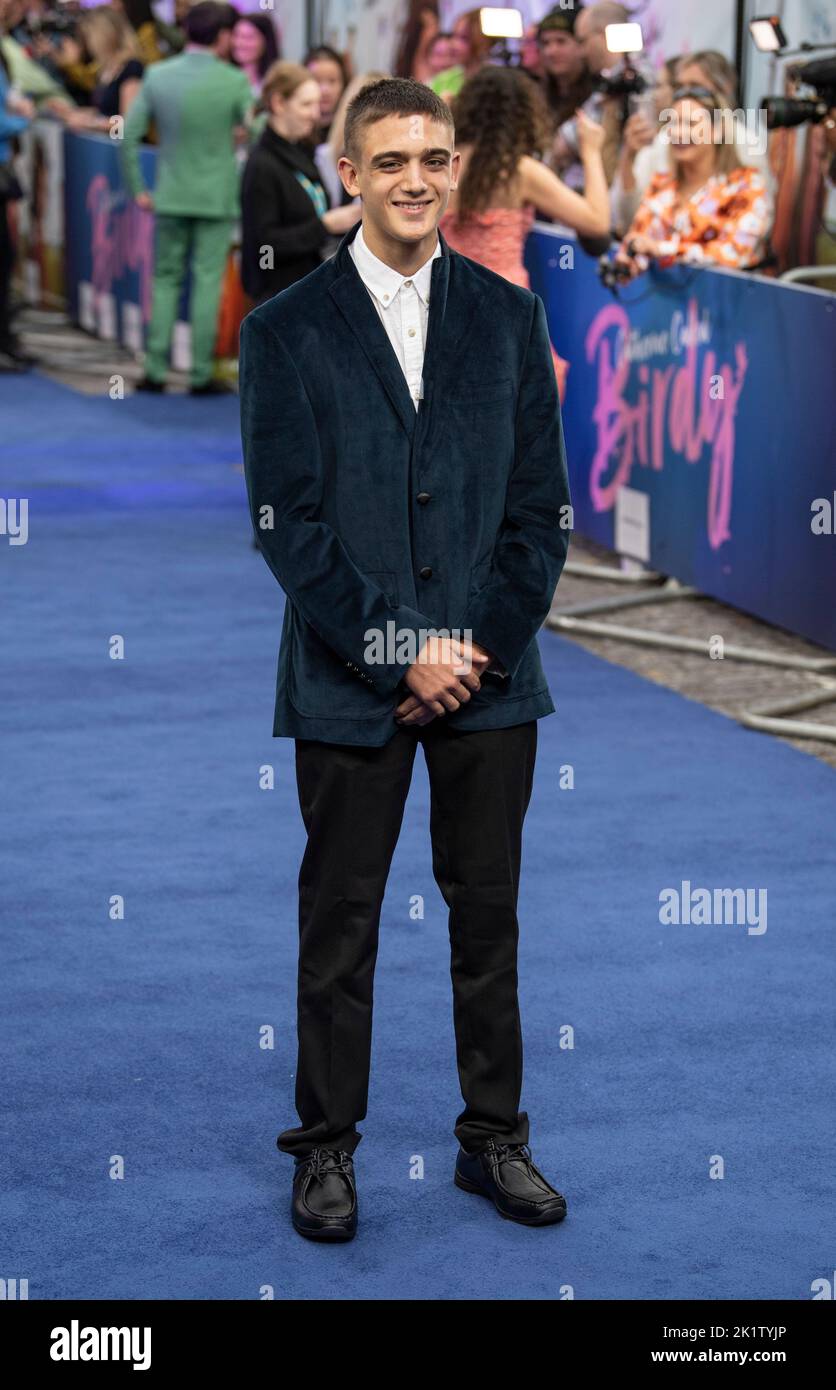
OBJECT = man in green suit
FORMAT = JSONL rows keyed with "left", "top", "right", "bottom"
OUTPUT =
{"left": 121, "top": 2, "right": 252, "bottom": 394}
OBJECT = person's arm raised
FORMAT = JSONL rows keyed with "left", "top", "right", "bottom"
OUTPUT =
{"left": 519, "top": 114, "right": 610, "bottom": 240}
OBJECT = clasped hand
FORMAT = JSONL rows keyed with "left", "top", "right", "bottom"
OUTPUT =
{"left": 394, "top": 636, "right": 494, "bottom": 727}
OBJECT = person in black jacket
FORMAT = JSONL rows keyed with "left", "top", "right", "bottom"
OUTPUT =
{"left": 241, "top": 60, "right": 360, "bottom": 303}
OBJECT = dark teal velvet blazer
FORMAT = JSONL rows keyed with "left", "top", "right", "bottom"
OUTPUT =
{"left": 239, "top": 219, "right": 572, "bottom": 747}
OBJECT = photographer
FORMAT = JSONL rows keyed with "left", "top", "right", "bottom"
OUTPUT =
{"left": 551, "top": 1, "right": 649, "bottom": 189}
{"left": 1, "top": 0, "right": 86, "bottom": 105}
{"left": 536, "top": 3, "right": 593, "bottom": 130}
{"left": 613, "top": 85, "right": 772, "bottom": 279}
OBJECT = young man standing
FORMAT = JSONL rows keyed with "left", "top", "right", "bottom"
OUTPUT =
{"left": 240, "top": 78, "right": 572, "bottom": 1241}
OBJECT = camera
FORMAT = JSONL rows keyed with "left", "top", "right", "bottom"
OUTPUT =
{"left": 598, "top": 250, "right": 635, "bottom": 292}
{"left": 25, "top": 5, "right": 79, "bottom": 46}
{"left": 762, "top": 55, "right": 836, "bottom": 129}
{"left": 595, "top": 68, "right": 648, "bottom": 101}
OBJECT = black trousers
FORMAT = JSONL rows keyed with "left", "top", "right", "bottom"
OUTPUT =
{"left": 277, "top": 718, "right": 538, "bottom": 1158}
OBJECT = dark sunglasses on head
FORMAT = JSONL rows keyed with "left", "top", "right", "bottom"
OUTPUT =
{"left": 670, "top": 84, "right": 720, "bottom": 107}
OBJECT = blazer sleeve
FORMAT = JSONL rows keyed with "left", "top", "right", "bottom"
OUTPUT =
{"left": 240, "top": 311, "right": 436, "bottom": 698}
{"left": 120, "top": 76, "right": 152, "bottom": 197}
{"left": 460, "top": 294, "right": 572, "bottom": 680}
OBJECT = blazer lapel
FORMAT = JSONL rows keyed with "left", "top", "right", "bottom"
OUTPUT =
{"left": 328, "top": 222, "right": 455, "bottom": 441}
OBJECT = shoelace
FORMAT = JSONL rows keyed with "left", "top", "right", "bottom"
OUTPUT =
{"left": 487, "top": 1140, "right": 551, "bottom": 1183}
{"left": 487, "top": 1140, "right": 533, "bottom": 1165}
{"left": 486, "top": 1140, "right": 564, "bottom": 1196}
{"left": 307, "top": 1148, "right": 354, "bottom": 1184}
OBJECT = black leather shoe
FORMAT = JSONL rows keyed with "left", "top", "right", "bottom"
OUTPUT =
{"left": 291, "top": 1148, "right": 357, "bottom": 1241}
{"left": 134, "top": 376, "right": 165, "bottom": 392}
{"left": 455, "top": 1140, "right": 567, "bottom": 1226}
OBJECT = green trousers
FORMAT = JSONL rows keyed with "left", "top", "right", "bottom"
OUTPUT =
{"left": 145, "top": 215, "right": 232, "bottom": 386}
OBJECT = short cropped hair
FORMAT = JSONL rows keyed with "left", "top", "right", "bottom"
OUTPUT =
{"left": 343, "top": 77, "right": 455, "bottom": 165}
{"left": 185, "top": 2, "right": 236, "bottom": 47}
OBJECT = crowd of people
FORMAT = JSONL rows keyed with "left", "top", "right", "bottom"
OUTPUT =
{"left": 1, "top": 0, "right": 833, "bottom": 382}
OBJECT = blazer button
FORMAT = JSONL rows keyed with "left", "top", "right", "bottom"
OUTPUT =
{"left": 416, "top": 492, "right": 431, "bottom": 504}
{"left": 419, "top": 566, "right": 433, "bottom": 580}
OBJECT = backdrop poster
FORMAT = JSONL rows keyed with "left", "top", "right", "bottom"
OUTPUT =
{"left": 526, "top": 226, "right": 836, "bottom": 650}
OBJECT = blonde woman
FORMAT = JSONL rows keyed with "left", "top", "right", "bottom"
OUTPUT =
{"left": 615, "top": 86, "right": 772, "bottom": 278}
{"left": 612, "top": 52, "right": 772, "bottom": 234}
{"left": 62, "top": 7, "right": 144, "bottom": 130}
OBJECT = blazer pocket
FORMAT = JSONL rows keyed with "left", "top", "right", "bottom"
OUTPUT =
{"left": 362, "top": 570, "right": 399, "bottom": 608}
{"left": 467, "top": 553, "right": 493, "bottom": 597}
{"left": 446, "top": 377, "right": 514, "bottom": 406}
{"left": 287, "top": 602, "right": 396, "bottom": 721}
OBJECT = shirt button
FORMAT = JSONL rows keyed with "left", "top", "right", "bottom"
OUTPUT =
{"left": 419, "top": 566, "right": 433, "bottom": 580}
{"left": 403, "top": 279, "right": 412, "bottom": 287}
{"left": 416, "top": 492, "right": 431, "bottom": 504}
{"left": 383, "top": 293, "right": 389, "bottom": 301}
{"left": 407, "top": 327, "right": 416, "bottom": 337}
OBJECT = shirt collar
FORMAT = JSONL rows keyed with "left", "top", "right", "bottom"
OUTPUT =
{"left": 349, "top": 221, "right": 440, "bottom": 310}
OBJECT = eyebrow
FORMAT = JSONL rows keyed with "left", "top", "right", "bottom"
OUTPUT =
{"left": 369, "top": 148, "right": 452, "bottom": 165}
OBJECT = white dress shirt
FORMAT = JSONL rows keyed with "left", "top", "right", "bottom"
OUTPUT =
{"left": 348, "top": 221, "right": 440, "bottom": 410}
{"left": 348, "top": 222, "right": 507, "bottom": 678}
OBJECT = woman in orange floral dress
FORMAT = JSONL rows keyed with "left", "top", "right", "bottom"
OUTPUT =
{"left": 439, "top": 65, "right": 611, "bottom": 403}
{"left": 615, "top": 85, "right": 772, "bottom": 279}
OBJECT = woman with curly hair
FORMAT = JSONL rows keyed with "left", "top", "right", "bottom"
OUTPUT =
{"left": 440, "top": 64, "right": 609, "bottom": 400}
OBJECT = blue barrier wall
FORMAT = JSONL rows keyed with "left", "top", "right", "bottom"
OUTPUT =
{"left": 526, "top": 228, "right": 836, "bottom": 651}
{"left": 62, "top": 129, "right": 241, "bottom": 360}
{"left": 64, "top": 129, "right": 157, "bottom": 337}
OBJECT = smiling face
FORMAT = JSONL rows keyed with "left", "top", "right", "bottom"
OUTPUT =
{"left": 668, "top": 98, "right": 717, "bottom": 170}
{"left": 231, "top": 20, "right": 265, "bottom": 68}
{"left": 427, "top": 35, "right": 456, "bottom": 75}
{"left": 307, "top": 56, "right": 345, "bottom": 122}
{"left": 270, "top": 78, "right": 321, "bottom": 142}
{"left": 339, "top": 111, "right": 459, "bottom": 260}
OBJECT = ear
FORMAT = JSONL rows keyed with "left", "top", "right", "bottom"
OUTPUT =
{"left": 337, "top": 153, "right": 360, "bottom": 198}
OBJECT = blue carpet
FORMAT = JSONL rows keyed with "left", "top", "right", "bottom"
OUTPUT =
{"left": 2, "top": 373, "right": 834, "bottom": 1300}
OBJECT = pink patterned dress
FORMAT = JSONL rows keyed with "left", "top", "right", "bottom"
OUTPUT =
{"left": 439, "top": 204, "right": 568, "bottom": 402}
